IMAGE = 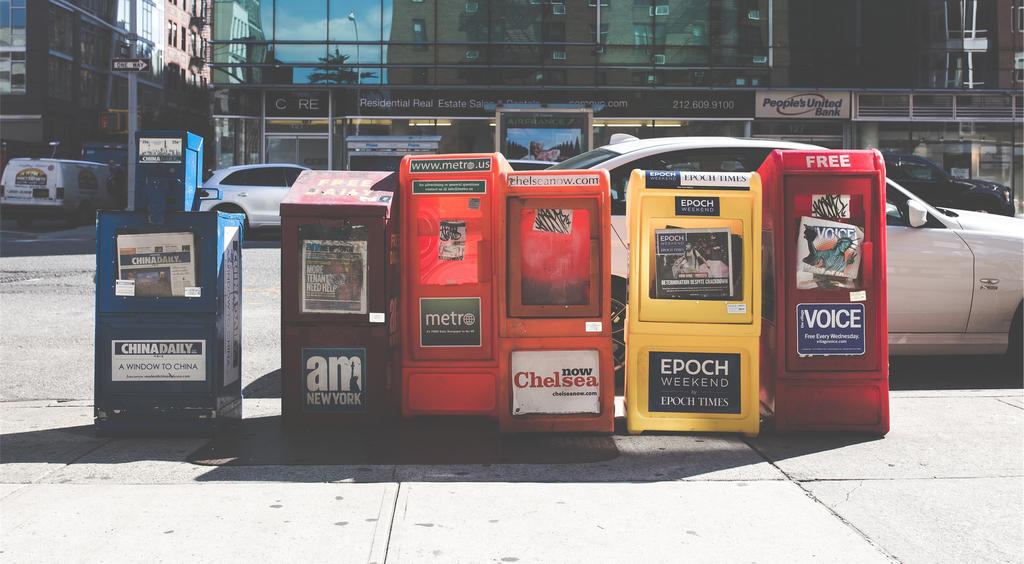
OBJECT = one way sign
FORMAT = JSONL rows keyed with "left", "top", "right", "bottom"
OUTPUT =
{"left": 111, "top": 58, "right": 150, "bottom": 72}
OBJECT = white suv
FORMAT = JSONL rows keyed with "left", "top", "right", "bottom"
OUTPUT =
{"left": 550, "top": 136, "right": 1023, "bottom": 365}
{"left": 198, "top": 164, "right": 309, "bottom": 228}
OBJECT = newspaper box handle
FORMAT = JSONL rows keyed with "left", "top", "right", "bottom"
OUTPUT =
{"left": 478, "top": 240, "right": 491, "bottom": 283}
{"left": 860, "top": 241, "right": 873, "bottom": 289}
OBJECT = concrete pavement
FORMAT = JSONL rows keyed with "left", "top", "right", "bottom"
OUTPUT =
{"left": 2, "top": 391, "right": 1022, "bottom": 563}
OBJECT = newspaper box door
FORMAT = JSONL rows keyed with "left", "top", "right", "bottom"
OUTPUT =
{"left": 782, "top": 156, "right": 882, "bottom": 374}
{"left": 508, "top": 197, "right": 600, "bottom": 318}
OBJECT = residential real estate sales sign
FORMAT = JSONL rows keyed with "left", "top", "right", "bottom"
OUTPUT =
{"left": 335, "top": 89, "right": 853, "bottom": 120}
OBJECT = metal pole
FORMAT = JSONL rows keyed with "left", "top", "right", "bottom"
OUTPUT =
{"left": 127, "top": 0, "right": 138, "bottom": 211}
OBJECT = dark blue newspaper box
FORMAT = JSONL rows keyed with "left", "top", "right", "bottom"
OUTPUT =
{"left": 134, "top": 130, "right": 203, "bottom": 213}
{"left": 94, "top": 131, "right": 244, "bottom": 435}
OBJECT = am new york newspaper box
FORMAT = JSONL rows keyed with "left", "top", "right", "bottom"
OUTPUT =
{"left": 95, "top": 131, "right": 244, "bottom": 435}
{"left": 758, "top": 150, "right": 889, "bottom": 434}
{"left": 280, "top": 170, "right": 400, "bottom": 425}
{"left": 625, "top": 170, "right": 762, "bottom": 436}
{"left": 496, "top": 170, "right": 614, "bottom": 433}
{"left": 399, "top": 153, "right": 512, "bottom": 419}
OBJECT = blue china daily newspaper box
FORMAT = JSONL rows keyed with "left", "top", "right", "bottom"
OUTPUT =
{"left": 94, "top": 131, "right": 244, "bottom": 435}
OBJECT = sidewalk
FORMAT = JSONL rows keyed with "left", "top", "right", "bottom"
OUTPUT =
{"left": 2, "top": 390, "right": 1022, "bottom": 563}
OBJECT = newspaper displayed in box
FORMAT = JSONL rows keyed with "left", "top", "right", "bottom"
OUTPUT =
{"left": 301, "top": 239, "right": 368, "bottom": 314}
{"left": 653, "top": 227, "right": 734, "bottom": 299}
{"left": 116, "top": 232, "right": 196, "bottom": 297}
{"left": 795, "top": 216, "right": 863, "bottom": 289}
{"left": 438, "top": 219, "right": 466, "bottom": 261}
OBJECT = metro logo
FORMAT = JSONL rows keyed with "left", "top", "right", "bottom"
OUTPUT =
{"left": 420, "top": 297, "right": 482, "bottom": 347}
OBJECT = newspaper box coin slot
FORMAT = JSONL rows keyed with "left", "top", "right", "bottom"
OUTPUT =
{"left": 399, "top": 154, "right": 512, "bottom": 418}
{"left": 497, "top": 170, "right": 614, "bottom": 433}
{"left": 95, "top": 212, "right": 244, "bottom": 434}
{"left": 757, "top": 149, "right": 889, "bottom": 434}
{"left": 625, "top": 170, "right": 762, "bottom": 436}
{"left": 279, "top": 170, "right": 400, "bottom": 425}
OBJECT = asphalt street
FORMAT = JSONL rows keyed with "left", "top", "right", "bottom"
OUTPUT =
{"left": 2, "top": 219, "right": 1022, "bottom": 563}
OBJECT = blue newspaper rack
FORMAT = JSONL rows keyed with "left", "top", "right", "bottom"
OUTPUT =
{"left": 94, "top": 130, "right": 243, "bottom": 436}
{"left": 95, "top": 211, "right": 243, "bottom": 435}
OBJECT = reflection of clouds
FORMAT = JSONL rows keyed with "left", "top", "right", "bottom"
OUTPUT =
{"left": 274, "top": 10, "right": 387, "bottom": 42}
{"left": 508, "top": 128, "right": 581, "bottom": 148}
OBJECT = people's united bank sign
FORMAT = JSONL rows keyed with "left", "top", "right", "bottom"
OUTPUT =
{"left": 755, "top": 91, "right": 851, "bottom": 119}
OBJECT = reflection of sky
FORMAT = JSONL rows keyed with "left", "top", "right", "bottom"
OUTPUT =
{"left": 269, "top": 0, "right": 391, "bottom": 82}
{"left": 508, "top": 128, "right": 582, "bottom": 149}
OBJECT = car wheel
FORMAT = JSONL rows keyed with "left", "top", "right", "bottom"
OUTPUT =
{"left": 611, "top": 277, "right": 627, "bottom": 389}
{"left": 213, "top": 204, "right": 250, "bottom": 232}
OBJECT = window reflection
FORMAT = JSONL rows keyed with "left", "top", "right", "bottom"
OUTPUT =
{"left": 211, "top": 0, "right": 775, "bottom": 87}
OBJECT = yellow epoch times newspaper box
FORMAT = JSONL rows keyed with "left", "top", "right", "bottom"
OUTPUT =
{"left": 625, "top": 170, "right": 762, "bottom": 436}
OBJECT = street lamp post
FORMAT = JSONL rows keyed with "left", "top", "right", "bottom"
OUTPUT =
{"left": 348, "top": 11, "right": 360, "bottom": 137}
{"left": 348, "top": 11, "right": 360, "bottom": 85}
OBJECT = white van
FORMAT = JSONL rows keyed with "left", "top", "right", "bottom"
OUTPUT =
{"left": 0, "top": 158, "right": 121, "bottom": 227}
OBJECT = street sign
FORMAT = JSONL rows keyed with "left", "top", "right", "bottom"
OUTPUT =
{"left": 112, "top": 58, "right": 150, "bottom": 72}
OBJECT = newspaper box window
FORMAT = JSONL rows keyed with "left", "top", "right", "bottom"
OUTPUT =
{"left": 115, "top": 232, "right": 198, "bottom": 298}
{"left": 299, "top": 225, "right": 369, "bottom": 315}
{"left": 652, "top": 227, "right": 738, "bottom": 301}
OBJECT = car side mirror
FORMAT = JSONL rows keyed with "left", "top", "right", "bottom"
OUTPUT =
{"left": 907, "top": 199, "right": 929, "bottom": 228}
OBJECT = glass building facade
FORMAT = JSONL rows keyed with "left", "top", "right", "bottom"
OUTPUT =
{"left": 209, "top": 0, "right": 1022, "bottom": 204}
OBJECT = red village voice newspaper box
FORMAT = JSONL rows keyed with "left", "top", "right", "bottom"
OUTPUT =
{"left": 758, "top": 150, "right": 889, "bottom": 434}
{"left": 497, "top": 170, "right": 614, "bottom": 433}
{"left": 280, "top": 170, "right": 400, "bottom": 425}
{"left": 399, "top": 154, "right": 512, "bottom": 418}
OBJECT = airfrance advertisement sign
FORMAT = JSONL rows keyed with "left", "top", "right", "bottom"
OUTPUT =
{"left": 420, "top": 297, "right": 482, "bottom": 347}
{"left": 648, "top": 351, "right": 741, "bottom": 414}
{"left": 111, "top": 340, "right": 206, "bottom": 382}
{"left": 796, "top": 303, "right": 866, "bottom": 356}
{"left": 511, "top": 350, "right": 600, "bottom": 415}
{"left": 302, "top": 347, "right": 367, "bottom": 412}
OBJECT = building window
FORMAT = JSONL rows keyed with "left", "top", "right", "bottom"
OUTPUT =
{"left": 48, "top": 56, "right": 72, "bottom": 100}
{"left": 412, "top": 18, "right": 428, "bottom": 50}
{"left": 0, "top": 0, "right": 27, "bottom": 49}
{"left": 0, "top": 50, "right": 26, "bottom": 94}
{"left": 140, "top": 0, "right": 154, "bottom": 42}
{"left": 49, "top": 5, "right": 74, "bottom": 54}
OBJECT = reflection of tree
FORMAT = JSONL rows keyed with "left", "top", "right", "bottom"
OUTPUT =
{"left": 307, "top": 48, "right": 377, "bottom": 85}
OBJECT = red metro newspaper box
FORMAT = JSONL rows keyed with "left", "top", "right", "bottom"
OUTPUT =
{"left": 758, "top": 150, "right": 889, "bottom": 434}
{"left": 399, "top": 154, "right": 512, "bottom": 418}
{"left": 497, "top": 170, "right": 614, "bottom": 433}
{"left": 280, "top": 170, "right": 400, "bottom": 425}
